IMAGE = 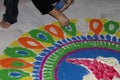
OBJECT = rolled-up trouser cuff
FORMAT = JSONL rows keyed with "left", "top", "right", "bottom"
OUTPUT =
{"left": 3, "top": 14, "right": 17, "bottom": 24}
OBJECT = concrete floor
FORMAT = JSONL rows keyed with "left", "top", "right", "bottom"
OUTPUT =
{"left": 0, "top": 0, "right": 120, "bottom": 54}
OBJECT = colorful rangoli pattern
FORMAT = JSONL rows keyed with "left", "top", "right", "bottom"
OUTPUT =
{"left": 0, "top": 18, "right": 120, "bottom": 80}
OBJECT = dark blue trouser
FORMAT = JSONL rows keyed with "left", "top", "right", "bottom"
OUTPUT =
{"left": 3, "top": 0, "right": 19, "bottom": 24}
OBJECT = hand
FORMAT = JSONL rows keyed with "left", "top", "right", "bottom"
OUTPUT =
{"left": 49, "top": 8, "right": 70, "bottom": 26}
{"left": 57, "top": 14, "right": 70, "bottom": 26}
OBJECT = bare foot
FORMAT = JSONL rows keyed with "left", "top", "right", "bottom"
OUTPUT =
{"left": 0, "top": 20, "right": 12, "bottom": 29}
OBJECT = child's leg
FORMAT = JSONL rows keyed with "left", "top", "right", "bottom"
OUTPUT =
{"left": 3, "top": 0, "right": 19, "bottom": 24}
{"left": 0, "top": 0, "right": 19, "bottom": 28}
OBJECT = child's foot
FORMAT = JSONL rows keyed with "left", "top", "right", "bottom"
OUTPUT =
{"left": 0, "top": 20, "right": 12, "bottom": 29}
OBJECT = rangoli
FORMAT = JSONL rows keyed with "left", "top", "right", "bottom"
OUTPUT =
{"left": 0, "top": 18, "right": 120, "bottom": 80}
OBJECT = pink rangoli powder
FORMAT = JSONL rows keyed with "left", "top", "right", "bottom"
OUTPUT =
{"left": 66, "top": 58, "right": 120, "bottom": 80}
